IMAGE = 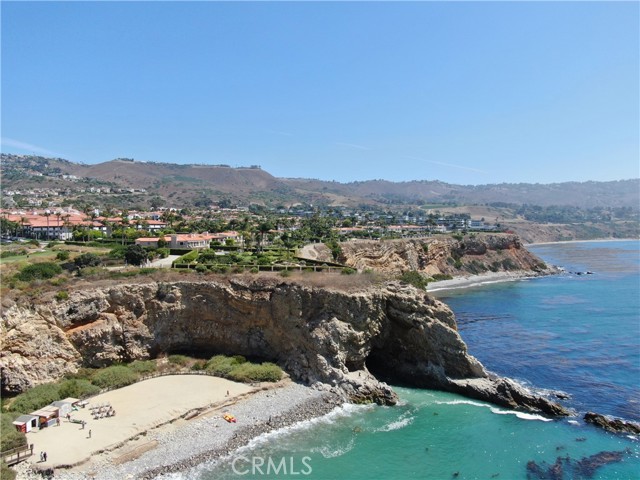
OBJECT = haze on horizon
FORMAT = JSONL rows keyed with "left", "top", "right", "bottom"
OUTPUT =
{"left": 1, "top": 1, "right": 638, "bottom": 186}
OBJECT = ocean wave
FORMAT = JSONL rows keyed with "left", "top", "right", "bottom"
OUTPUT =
{"left": 489, "top": 407, "right": 553, "bottom": 422}
{"left": 435, "top": 399, "right": 552, "bottom": 422}
{"left": 312, "top": 437, "right": 355, "bottom": 458}
{"left": 373, "top": 416, "right": 415, "bottom": 432}
{"left": 234, "top": 402, "right": 374, "bottom": 452}
{"left": 434, "top": 399, "right": 492, "bottom": 408}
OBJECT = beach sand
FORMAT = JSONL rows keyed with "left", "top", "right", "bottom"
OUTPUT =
{"left": 15, "top": 376, "right": 340, "bottom": 480}
{"left": 21, "top": 376, "right": 254, "bottom": 471}
{"left": 426, "top": 270, "right": 541, "bottom": 293}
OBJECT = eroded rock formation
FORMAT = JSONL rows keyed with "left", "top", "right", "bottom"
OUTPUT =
{"left": 0, "top": 278, "right": 567, "bottom": 415}
{"left": 299, "top": 233, "right": 548, "bottom": 277}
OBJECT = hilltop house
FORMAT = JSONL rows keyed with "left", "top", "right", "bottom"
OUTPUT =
{"left": 135, "top": 231, "right": 240, "bottom": 249}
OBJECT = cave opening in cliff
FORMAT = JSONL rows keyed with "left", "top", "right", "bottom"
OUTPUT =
{"left": 364, "top": 347, "right": 395, "bottom": 383}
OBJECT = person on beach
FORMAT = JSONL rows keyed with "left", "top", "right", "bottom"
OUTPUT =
{"left": 43, "top": 452, "right": 47, "bottom": 462}
{"left": 88, "top": 429, "right": 92, "bottom": 438}
{"left": 40, "top": 452, "right": 44, "bottom": 462}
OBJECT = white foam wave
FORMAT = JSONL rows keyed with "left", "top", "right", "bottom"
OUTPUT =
{"left": 435, "top": 399, "right": 491, "bottom": 408}
{"left": 232, "top": 402, "right": 373, "bottom": 452}
{"left": 312, "top": 437, "right": 355, "bottom": 458}
{"left": 567, "top": 420, "right": 580, "bottom": 426}
{"left": 374, "top": 416, "right": 414, "bottom": 432}
{"left": 489, "top": 407, "right": 553, "bottom": 422}
{"left": 435, "top": 399, "right": 551, "bottom": 422}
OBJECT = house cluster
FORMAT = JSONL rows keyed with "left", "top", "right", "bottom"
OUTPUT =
{"left": 135, "top": 231, "right": 241, "bottom": 249}
{"left": 0, "top": 209, "right": 168, "bottom": 240}
{"left": 12, "top": 398, "right": 85, "bottom": 433}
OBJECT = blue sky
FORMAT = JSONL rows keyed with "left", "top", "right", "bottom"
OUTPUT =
{"left": 2, "top": 1, "right": 638, "bottom": 185}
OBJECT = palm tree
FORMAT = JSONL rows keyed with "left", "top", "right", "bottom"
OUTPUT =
{"left": 43, "top": 211, "right": 51, "bottom": 240}
{"left": 19, "top": 216, "right": 28, "bottom": 238}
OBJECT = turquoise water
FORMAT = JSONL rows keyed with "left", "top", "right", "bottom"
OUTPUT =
{"left": 168, "top": 241, "right": 640, "bottom": 479}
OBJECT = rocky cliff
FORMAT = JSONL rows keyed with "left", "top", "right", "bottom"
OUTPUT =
{"left": 299, "top": 233, "right": 548, "bottom": 277}
{"left": 0, "top": 277, "right": 567, "bottom": 415}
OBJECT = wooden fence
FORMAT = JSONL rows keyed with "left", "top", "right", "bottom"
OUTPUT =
{"left": 1, "top": 443, "right": 33, "bottom": 466}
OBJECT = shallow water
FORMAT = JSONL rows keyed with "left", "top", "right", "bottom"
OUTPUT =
{"left": 160, "top": 241, "right": 640, "bottom": 480}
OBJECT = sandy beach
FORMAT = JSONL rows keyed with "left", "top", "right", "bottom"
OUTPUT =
{"left": 14, "top": 376, "right": 340, "bottom": 480}
{"left": 426, "top": 270, "right": 544, "bottom": 293}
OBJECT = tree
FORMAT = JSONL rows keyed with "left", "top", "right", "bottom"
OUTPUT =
{"left": 124, "top": 244, "right": 148, "bottom": 266}
{"left": 74, "top": 253, "right": 102, "bottom": 269}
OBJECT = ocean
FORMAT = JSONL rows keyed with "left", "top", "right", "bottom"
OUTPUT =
{"left": 166, "top": 240, "right": 640, "bottom": 480}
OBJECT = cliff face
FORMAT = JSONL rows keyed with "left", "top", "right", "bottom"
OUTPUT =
{"left": 0, "top": 278, "right": 566, "bottom": 415}
{"left": 300, "top": 233, "right": 547, "bottom": 277}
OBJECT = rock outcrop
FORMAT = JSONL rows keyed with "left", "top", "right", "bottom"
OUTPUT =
{"left": 584, "top": 412, "right": 640, "bottom": 434}
{"left": 299, "top": 233, "right": 549, "bottom": 277}
{"left": 0, "top": 278, "right": 567, "bottom": 415}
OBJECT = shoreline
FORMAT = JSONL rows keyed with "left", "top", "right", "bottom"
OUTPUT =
{"left": 16, "top": 380, "right": 342, "bottom": 480}
{"left": 426, "top": 270, "right": 550, "bottom": 293}
{"left": 526, "top": 237, "right": 638, "bottom": 246}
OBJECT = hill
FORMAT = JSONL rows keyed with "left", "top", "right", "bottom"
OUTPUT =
{"left": 2, "top": 154, "right": 638, "bottom": 212}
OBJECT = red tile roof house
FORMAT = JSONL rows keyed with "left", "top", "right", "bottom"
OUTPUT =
{"left": 135, "top": 233, "right": 219, "bottom": 249}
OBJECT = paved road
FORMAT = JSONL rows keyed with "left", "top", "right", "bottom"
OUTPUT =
{"left": 148, "top": 255, "right": 180, "bottom": 268}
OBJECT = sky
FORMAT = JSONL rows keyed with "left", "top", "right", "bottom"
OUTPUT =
{"left": 1, "top": 1, "right": 638, "bottom": 185}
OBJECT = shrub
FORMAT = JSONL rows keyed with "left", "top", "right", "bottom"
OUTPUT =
{"left": 228, "top": 362, "right": 283, "bottom": 383}
{"left": 1, "top": 461, "right": 17, "bottom": 480}
{"left": 128, "top": 360, "right": 157, "bottom": 375}
{"left": 63, "top": 368, "right": 96, "bottom": 381}
{"left": 156, "top": 248, "right": 170, "bottom": 258}
{"left": 109, "top": 246, "right": 127, "bottom": 259}
{"left": 279, "top": 269, "right": 291, "bottom": 277}
{"left": 205, "top": 355, "right": 235, "bottom": 377}
{"left": 191, "top": 360, "right": 207, "bottom": 371}
{"left": 91, "top": 365, "right": 138, "bottom": 389}
{"left": 341, "top": 268, "right": 357, "bottom": 275}
{"left": 7, "top": 383, "right": 61, "bottom": 413}
{"left": 175, "top": 249, "right": 199, "bottom": 265}
{"left": 501, "top": 258, "right": 517, "bottom": 270}
{"left": 56, "top": 251, "right": 70, "bottom": 261}
{"left": 430, "top": 273, "right": 453, "bottom": 281}
{"left": 168, "top": 355, "right": 189, "bottom": 366}
{"left": 398, "top": 271, "right": 429, "bottom": 290}
{"left": 57, "top": 379, "right": 100, "bottom": 399}
{"left": 15, "top": 262, "right": 62, "bottom": 281}
{"left": 27, "top": 239, "right": 40, "bottom": 247}
{"left": 74, "top": 253, "right": 101, "bottom": 268}
{"left": 250, "top": 267, "right": 259, "bottom": 274}
{"left": 195, "top": 264, "right": 208, "bottom": 273}
{"left": 1, "top": 412, "right": 28, "bottom": 451}
{"left": 0, "top": 250, "right": 21, "bottom": 258}
{"left": 55, "top": 290, "right": 69, "bottom": 301}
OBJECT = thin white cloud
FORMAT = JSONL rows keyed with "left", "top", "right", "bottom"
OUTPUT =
{"left": 336, "top": 142, "right": 371, "bottom": 151}
{"left": 404, "top": 155, "right": 487, "bottom": 174}
{"left": 1, "top": 137, "right": 62, "bottom": 157}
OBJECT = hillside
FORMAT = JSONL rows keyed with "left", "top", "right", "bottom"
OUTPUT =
{"left": 2, "top": 154, "right": 638, "bottom": 210}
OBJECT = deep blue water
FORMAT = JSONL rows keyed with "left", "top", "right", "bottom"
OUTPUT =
{"left": 162, "top": 240, "right": 640, "bottom": 480}
{"left": 439, "top": 240, "right": 640, "bottom": 422}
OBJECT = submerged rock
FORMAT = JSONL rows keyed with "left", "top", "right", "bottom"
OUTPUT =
{"left": 526, "top": 450, "right": 628, "bottom": 480}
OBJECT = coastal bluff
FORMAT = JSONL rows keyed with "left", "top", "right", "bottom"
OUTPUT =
{"left": 299, "top": 233, "right": 549, "bottom": 277}
{"left": 0, "top": 278, "right": 567, "bottom": 416}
